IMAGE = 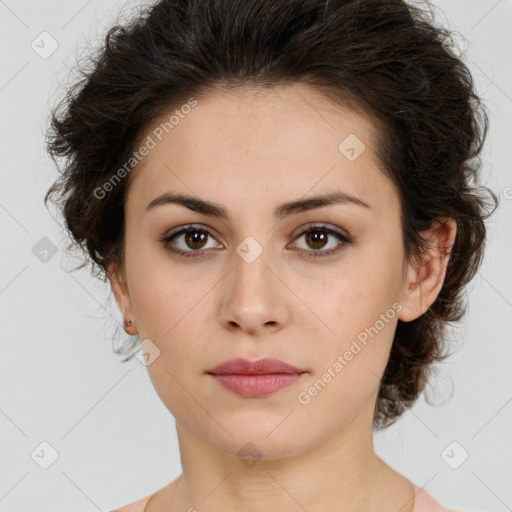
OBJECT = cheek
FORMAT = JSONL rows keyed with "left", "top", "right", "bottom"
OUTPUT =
{"left": 311, "top": 266, "right": 400, "bottom": 345}
{"left": 131, "top": 278, "right": 207, "bottom": 365}
{"left": 295, "top": 276, "right": 399, "bottom": 428}
{"left": 302, "top": 242, "right": 403, "bottom": 382}
{"left": 125, "top": 239, "right": 200, "bottom": 335}
{"left": 126, "top": 255, "right": 214, "bottom": 376}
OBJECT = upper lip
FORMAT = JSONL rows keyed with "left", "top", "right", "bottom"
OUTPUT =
{"left": 207, "top": 357, "right": 307, "bottom": 375}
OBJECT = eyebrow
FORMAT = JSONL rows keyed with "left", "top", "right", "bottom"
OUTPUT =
{"left": 145, "top": 190, "right": 371, "bottom": 219}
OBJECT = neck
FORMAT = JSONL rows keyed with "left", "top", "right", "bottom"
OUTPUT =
{"left": 157, "top": 403, "right": 415, "bottom": 512}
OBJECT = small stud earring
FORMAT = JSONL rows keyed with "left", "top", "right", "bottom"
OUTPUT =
{"left": 123, "top": 318, "right": 138, "bottom": 335}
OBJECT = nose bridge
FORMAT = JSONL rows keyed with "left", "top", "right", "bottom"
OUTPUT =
{"left": 219, "top": 233, "right": 288, "bottom": 332}
{"left": 231, "top": 234, "right": 274, "bottom": 301}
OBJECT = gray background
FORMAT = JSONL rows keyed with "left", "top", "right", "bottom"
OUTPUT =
{"left": 0, "top": 0, "right": 510, "bottom": 510}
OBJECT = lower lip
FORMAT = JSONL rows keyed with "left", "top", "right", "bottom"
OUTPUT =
{"left": 209, "top": 372, "right": 305, "bottom": 397}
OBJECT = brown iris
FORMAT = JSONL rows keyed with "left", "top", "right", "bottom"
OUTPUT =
{"left": 305, "top": 229, "right": 329, "bottom": 250}
{"left": 185, "top": 229, "right": 208, "bottom": 250}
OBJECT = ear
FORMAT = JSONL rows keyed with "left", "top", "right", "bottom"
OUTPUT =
{"left": 106, "top": 262, "right": 136, "bottom": 324}
{"left": 398, "top": 218, "right": 457, "bottom": 322}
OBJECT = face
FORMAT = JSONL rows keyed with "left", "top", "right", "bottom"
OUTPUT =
{"left": 108, "top": 83, "right": 452, "bottom": 460}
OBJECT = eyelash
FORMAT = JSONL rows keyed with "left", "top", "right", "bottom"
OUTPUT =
{"left": 159, "top": 224, "right": 353, "bottom": 260}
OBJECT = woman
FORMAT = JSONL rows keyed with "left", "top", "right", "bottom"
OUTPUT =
{"left": 44, "top": 0, "right": 498, "bottom": 510}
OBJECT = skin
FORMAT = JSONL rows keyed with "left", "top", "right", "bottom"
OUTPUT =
{"left": 108, "top": 83, "right": 457, "bottom": 511}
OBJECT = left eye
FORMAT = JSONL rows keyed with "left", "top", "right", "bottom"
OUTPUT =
{"left": 160, "top": 224, "right": 352, "bottom": 259}
{"left": 288, "top": 224, "right": 353, "bottom": 259}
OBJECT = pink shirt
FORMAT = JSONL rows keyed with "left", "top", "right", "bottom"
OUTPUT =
{"left": 111, "top": 484, "right": 458, "bottom": 511}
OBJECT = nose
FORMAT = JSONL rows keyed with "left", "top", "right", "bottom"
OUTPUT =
{"left": 217, "top": 242, "right": 291, "bottom": 336}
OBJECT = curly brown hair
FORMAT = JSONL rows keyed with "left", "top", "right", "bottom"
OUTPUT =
{"left": 44, "top": 0, "right": 499, "bottom": 430}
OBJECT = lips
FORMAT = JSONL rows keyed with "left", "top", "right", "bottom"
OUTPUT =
{"left": 207, "top": 357, "right": 306, "bottom": 376}
{"left": 206, "top": 357, "right": 307, "bottom": 398}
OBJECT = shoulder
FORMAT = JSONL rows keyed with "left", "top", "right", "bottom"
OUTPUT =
{"left": 412, "top": 484, "right": 467, "bottom": 512}
{"left": 110, "top": 494, "right": 153, "bottom": 512}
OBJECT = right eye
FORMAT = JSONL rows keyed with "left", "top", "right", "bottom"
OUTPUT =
{"left": 160, "top": 225, "right": 223, "bottom": 258}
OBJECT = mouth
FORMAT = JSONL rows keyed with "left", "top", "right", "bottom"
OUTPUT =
{"left": 206, "top": 357, "right": 308, "bottom": 398}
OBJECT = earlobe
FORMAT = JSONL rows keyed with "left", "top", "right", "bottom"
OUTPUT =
{"left": 398, "top": 218, "right": 457, "bottom": 323}
{"left": 397, "top": 264, "right": 425, "bottom": 322}
{"left": 106, "top": 263, "right": 138, "bottom": 334}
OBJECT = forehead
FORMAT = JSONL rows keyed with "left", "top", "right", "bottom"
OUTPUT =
{"left": 126, "top": 83, "right": 399, "bottom": 220}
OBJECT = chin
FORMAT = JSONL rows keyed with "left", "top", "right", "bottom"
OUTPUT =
{"left": 217, "top": 435, "right": 311, "bottom": 464}
{"left": 198, "top": 415, "right": 316, "bottom": 463}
